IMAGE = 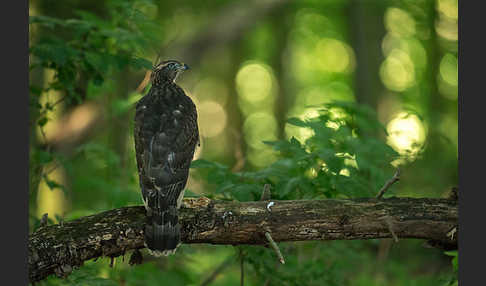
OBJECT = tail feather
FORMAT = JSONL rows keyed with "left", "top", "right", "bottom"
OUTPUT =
{"left": 144, "top": 206, "right": 181, "bottom": 256}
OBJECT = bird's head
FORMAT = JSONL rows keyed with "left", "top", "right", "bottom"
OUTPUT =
{"left": 151, "top": 60, "right": 190, "bottom": 85}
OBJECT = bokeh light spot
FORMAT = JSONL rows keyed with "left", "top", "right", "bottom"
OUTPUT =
{"left": 385, "top": 7, "right": 416, "bottom": 37}
{"left": 236, "top": 62, "right": 274, "bottom": 103}
{"left": 435, "top": 18, "right": 458, "bottom": 41}
{"left": 198, "top": 100, "right": 227, "bottom": 138}
{"left": 382, "top": 36, "right": 427, "bottom": 71}
{"left": 437, "top": 0, "right": 458, "bottom": 20}
{"left": 386, "top": 112, "right": 426, "bottom": 158}
{"left": 243, "top": 112, "right": 278, "bottom": 149}
{"left": 439, "top": 53, "right": 458, "bottom": 86}
{"left": 315, "top": 38, "right": 354, "bottom": 73}
{"left": 380, "top": 49, "right": 416, "bottom": 91}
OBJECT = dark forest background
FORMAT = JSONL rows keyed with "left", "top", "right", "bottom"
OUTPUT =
{"left": 29, "top": 0, "right": 458, "bottom": 285}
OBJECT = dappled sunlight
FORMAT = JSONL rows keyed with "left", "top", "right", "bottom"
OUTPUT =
{"left": 339, "top": 168, "right": 350, "bottom": 177}
{"left": 305, "top": 167, "right": 318, "bottom": 179}
{"left": 36, "top": 69, "right": 64, "bottom": 142}
{"left": 386, "top": 112, "right": 426, "bottom": 160}
{"left": 326, "top": 106, "right": 349, "bottom": 130}
{"left": 285, "top": 108, "right": 318, "bottom": 142}
{"left": 37, "top": 164, "right": 68, "bottom": 221}
{"left": 337, "top": 152, "right": 358, "bottom": 169}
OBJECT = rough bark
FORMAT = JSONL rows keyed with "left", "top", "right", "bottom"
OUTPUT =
{"left": 348, "top": 0, "right": 386, "bottom": 110}
{"left": 29, "top": 197, "right": 457, "bottom": 283}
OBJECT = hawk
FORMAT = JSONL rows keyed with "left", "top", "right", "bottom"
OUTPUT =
{"left": 134, "top": 60, "right": 199, "bottom": 256}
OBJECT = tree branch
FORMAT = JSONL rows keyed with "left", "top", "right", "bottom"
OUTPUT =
{"left": 29, "top": 197, "right": 457, "bottom": 283}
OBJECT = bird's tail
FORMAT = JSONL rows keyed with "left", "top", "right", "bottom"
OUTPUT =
{"left": 144, "top": 205, "right": 181, "bottom": 256}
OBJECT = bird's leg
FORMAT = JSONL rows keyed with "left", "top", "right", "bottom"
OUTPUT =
{"left": 146, "top": 207, "right": 153, "bottom": 217}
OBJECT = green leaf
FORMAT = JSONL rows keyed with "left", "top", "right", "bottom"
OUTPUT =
{"left": 286, "top": 117, "right": 308, "bottom": 127}
{"left": 38, "top": 117, "right": 48, "bottom": 127}
{"left": 29, "top": 85, "right": 44, "bottom": 95}
{"left": 34, "top": 150, "right": 53, "bottom": 165}
{"left": 131, "top": 57, "right": 153, "bottom": 69}
{"left": 44, "top": 176, "right": 64, "bottom": 191}
{"left": 444, "top": 250, "right": 458, "bottom": 272}
{"left": 191, "top": 159, "right": 227, "bottom": 169}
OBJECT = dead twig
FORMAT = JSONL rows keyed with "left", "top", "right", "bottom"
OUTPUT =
{"left": 376, "top": 168, "right": 401, "bottom": 199}
{"left": 265, "top": 230, "right": 285, "bottom": 264}
{"left": 384, "top": 217, "right": 399, "bottom": 243}
{"left": 447, "top": 227, "right": 457, "bottom": 241}
{"left": 260, "top": 184, "right": 272, "bottom": 201}
{"left": 39, "top": 213, "right": 49, "bottom": 228}
{"left": 136, "top": 70, "right": 152, "bottom": 94}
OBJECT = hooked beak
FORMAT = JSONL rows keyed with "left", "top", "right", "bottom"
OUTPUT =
{"left": 181, "top": 63, "right": 190, "bottom": 71}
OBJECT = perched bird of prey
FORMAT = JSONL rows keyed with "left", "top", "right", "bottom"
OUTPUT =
{"left": 134, "top": 60, "right": 199, "bottom": 256}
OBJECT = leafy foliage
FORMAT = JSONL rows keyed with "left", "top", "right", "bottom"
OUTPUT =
{"left": 29, "top": 0, "right": 157, "bottom": 218}
{"left": 190, "top": 101, "right": 402, "bottom": 284}
{"left": 192, "top": 101, "right": 399, "bottom": 202}
{"left": 443, "top": 250, "right": 458, "bottom": 286}
{"left": 37, "top": 261, "right": 118, "bottom": 286}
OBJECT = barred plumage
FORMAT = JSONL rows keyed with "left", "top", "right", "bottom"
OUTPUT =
{"left": 134, "top": 60, "right": 199, "bottom": 256}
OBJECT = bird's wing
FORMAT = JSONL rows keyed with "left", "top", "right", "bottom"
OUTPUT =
{"left": 134, "top": 88, "right": 199, "bottom": 209}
